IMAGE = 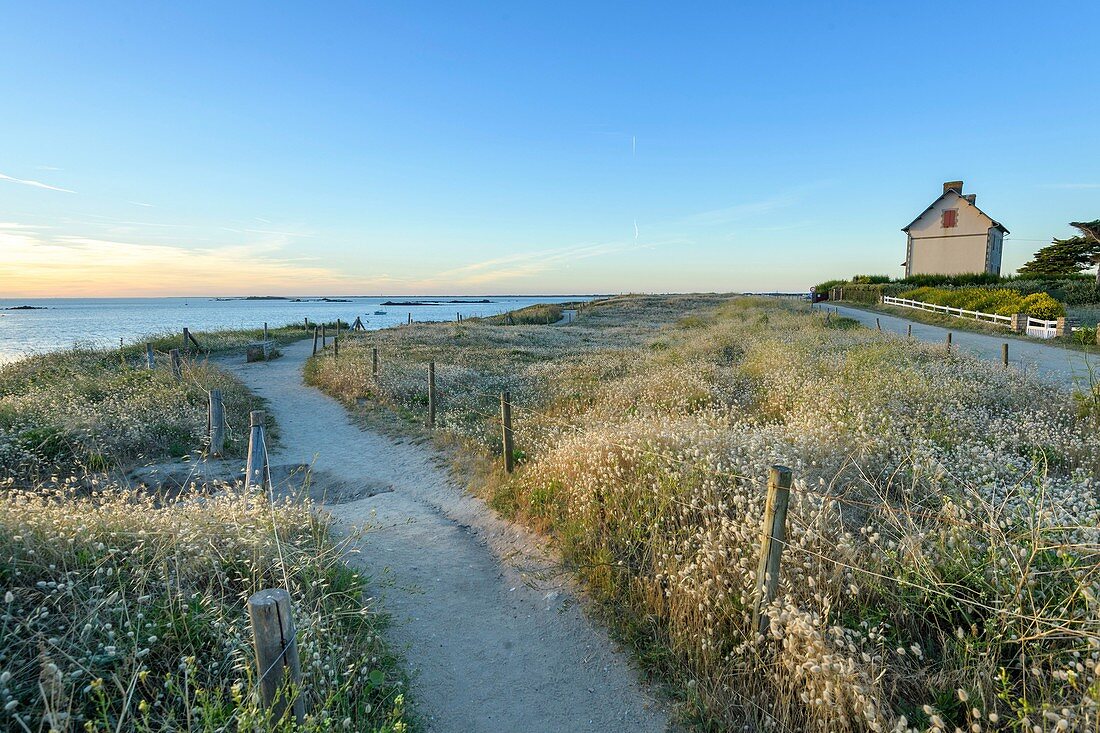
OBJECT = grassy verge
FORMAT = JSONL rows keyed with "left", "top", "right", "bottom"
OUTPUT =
{"left": 306, "top": 294, "right": 1100, "bottom": 731}
{"left": 139, "top": 321, "right": 319, "bottom": 358}
{"left": 0, "top": 346, "right": 273, "bottom": 484}
{"left": 477, "top": 300, "right": 587, "bottom": 326}
{"left": 836, "top": 300, "right": 1100, "bottom": 353}
{"left": 0, "top": 485, "right": 409, "bottom": 732}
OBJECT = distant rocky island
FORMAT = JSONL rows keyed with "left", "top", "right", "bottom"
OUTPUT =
{"left": 213, "top": 296, "right": 351, "bottom": 302}
{"left": 382, "top": 299, "right": 492, "bottom": 306}
{"left": 4, "top": 305, "right": 47, "bottom": 310}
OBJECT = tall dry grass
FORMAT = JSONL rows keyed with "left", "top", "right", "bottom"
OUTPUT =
{"left": 0, "top": 484, "right": 408, "bottom": 732}
{"left": 0, "top": 346, "right": 266, "bottom": 483}
{"left": 308, "top": 295, "right": 1100, "bottom": 732}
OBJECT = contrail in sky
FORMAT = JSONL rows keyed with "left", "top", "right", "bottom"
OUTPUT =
{"left": 632, "top": 135, "right": 636, "bottom": 157}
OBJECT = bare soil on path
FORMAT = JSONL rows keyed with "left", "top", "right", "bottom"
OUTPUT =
{"left": 224, "top": 339, "right": 671, "bottom": 733}
{"left": 828, "top": 303, "right": 1100, "bottom": 389}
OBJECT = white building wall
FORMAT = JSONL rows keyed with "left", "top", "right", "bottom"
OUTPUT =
{"left": 906, "top": 190, "right": 998, "bottom": 276}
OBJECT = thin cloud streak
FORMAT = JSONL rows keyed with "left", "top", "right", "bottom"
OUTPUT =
{"left": 0, "top": 171, "right": 75, "bottom": 194}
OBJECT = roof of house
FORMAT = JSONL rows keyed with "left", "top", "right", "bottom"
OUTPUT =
{"left": 901, "top": 187, "right": 1009, "bottom": 235}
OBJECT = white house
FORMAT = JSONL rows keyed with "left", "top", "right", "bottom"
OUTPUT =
{"left": 902, "top": 181, "right": 1008, "bottom": 277}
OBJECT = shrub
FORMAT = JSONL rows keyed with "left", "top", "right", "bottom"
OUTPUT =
{"left": 898, "top": 286, "right": 1066, "bottom": 318}
{"left": 850, "top": 274, "right": 891, "bottom": 284}
{"left": 1021, "top": 291, "right": 1066, "bottom": 318}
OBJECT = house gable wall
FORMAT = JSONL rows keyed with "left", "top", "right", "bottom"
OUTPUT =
{"left": 907, "top": 191, "right": 998, "bottom": 276}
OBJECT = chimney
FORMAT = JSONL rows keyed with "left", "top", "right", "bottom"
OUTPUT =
{"left": 964, "top": 193, "right": 976, "bottom": 204}
{"left": 943, "top": 180, "right": 964, "bottom": 194}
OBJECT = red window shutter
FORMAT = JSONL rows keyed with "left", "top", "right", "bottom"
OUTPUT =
{"left": 943, "top": 209, "right": 957, "bottom": 228}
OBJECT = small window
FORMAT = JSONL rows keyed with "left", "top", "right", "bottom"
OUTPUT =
{"left": 942, "top": 209, "right": 958, "bottom": 228}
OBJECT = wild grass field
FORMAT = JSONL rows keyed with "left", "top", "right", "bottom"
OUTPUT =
{"left": 308, "top": 294, "right": 1100, "bottom": 732}
{"left": 0, "top": 340, "right": 410, "bottom": 732}
{"left": 0, "top": 347, "right": 262, "bottom": 483}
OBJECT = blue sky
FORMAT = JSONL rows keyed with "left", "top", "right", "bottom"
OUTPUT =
{"left": 1, "top": 2, "right": 1097, "bottom": 296}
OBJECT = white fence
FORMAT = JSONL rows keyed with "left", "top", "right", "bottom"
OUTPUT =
{"left": 881, "top": 296, "right": 1013, "bottom": 326}
{"left": 880, "top": 296, "right": 1066, "bottom": 340}
{"left": 1025, "top": 317, "right": 1059, "bottom": 340}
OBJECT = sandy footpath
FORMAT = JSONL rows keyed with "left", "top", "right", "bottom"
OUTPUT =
{"left": 224, "top": 339, "right": 671, "bottom": 733}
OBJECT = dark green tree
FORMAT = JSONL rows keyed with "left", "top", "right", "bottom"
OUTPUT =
{"left": 1017, "top": 220, "right": 1100, "bottom": 276}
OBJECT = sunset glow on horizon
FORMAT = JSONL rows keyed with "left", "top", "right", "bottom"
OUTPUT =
{"left": 2, "top": 3, "right": 1097, "bottom": 297}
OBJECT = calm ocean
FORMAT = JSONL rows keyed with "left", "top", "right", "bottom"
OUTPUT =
{"left": 0, "top": 295, "right": 590, "bottom": 364}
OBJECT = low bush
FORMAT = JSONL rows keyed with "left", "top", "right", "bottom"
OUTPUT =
{"left": 898, "top": 286, "right": 1066, "bottom": 318}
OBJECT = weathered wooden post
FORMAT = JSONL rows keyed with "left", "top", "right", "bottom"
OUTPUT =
{"left": 182, "top": 328, "right": 201, "bottom": 352}
{"left": 247, "top": 588, "right": 305, "bottom": 725}
{"left": 145, "top": 343, "right": 155, "bottom": 369}
{"left": 304, "top": 317, "right": 310, "bottom": 330}
{"left": 427, "top": 362, "right": 436, "bottom": 428}
{"left": 907, "top": 324, "right": 912, "bottom": 338}
{"left": 333, "top": 335, "right": 339, "bottom": 359}
{"left": 321, "top": 325, "right": 327, "bottom": 349}
{"left": 1002, "top": 342, "right": 1009, "bottom": 368}
{"left": 312, "top": 327, "right": 319, "bottom": 356}
{"left": 500, "top": 392, "right": 514, "bottom": 473}
{"left": 372, "top": 347, "right": 379, "bottom": 379}
{"left": 946, "top": 332, "right": 953, "bottom": 348}
{"left": 245, "top": 410, "right": 267, "bottom": 491}
{"left": 208, "top": 389, "right": 226, "bottom": 457}
{"left": 875, "top": 318, "right": 881, "bottom": 331}
{"left": 407, "top": 313, "right": 412, "bottom": 325}
{"left": 169, "top": 349, "right": 182, "bottom": 380}
{"left": 263, "top": 322, "right": 270, "bottom": 358}
{"left": 752, "top": 465, "right": 792, "bottom": 636}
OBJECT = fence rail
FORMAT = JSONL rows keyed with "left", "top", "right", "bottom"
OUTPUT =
{"left": 881, "top": 296, "right": 1013, "bottom": 326}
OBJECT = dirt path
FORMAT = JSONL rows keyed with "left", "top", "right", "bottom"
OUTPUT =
{"left": 224, "top": 340, "right": 671, "bottom": 733}
{"left": 828, "top": 303, "right": 1099, "bottom": 389}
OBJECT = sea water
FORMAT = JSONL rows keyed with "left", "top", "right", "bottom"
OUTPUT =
{"left": 0, "top": 295, "right": 591, "bottom": 363}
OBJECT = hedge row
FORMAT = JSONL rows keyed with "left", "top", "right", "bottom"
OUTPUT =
{"left": 898, "top": 287, "right": 1065, "bottom": 319}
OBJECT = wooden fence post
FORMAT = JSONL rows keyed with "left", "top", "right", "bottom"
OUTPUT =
{"left": 876, "top": 318, "right": 881, "bottom": 331}
{"left": 907, "top": 324, "right": 912, "bottom": 338}
{"left": 427, "top": 361, "right": 436, "bottom": 428}
{"left": 145, "top": 343, "right": 155, "bottom": 369}
{"left": 208, "top": 389, "right": 226, "bottom": 457}
{"left": 1002, "top": 342, "right": 1009, "bottom": 368}
{"left": 500, "top": 392, "right": 514, "bottom": 473}
{"left": 245, "top": 410, "right": 267, "bottom": 491}
{"left": 946, "top": 332, "right": 953, "bottom": 348}
{"left": 183, "top": 328, "right": 201, "bottom": 351}
{"left": 304, "top": 317, "right": 310, "bottom": 330}
{"left": 169, "top": 349, "right": 182, "bottom": 380}
{"left": 408, "top": 313, "right": 412, "bottom": 325}
{"left": 248, "top": 588, "right": 305, "bottom": 725}
{"left": 372, "top": 347, "right": 379, "bottom": 379}
{"left": 321, "top": 325, "right": 327, "bottom": 349}
{"left": 752, "top": 465, "right": 792, "bottom": 637}
{"left": 333, "top": 335, "right": 339, "bottom": 359}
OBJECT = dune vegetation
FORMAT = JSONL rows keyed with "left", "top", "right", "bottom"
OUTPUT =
{"left": 0, "top": 340, "right": 410, "bottom": 732}
{"left": 0, "top": 346, "right": 262, "bottom": 483}
{"left": 307, "top": 294, "right": 1100, "bottom": 732}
